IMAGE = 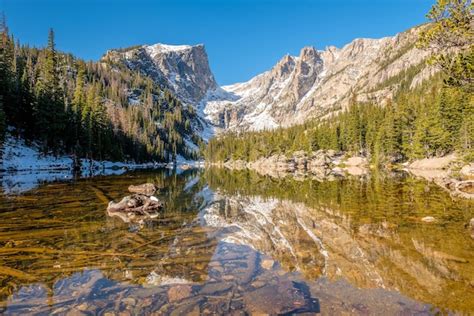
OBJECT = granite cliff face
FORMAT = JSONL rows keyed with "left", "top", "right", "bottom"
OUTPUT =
{"left": 102, "top": 27, "right": 435, "bottom": 139}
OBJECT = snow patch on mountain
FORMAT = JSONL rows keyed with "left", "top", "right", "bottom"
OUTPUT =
{"left": 242, "top": 108, "right": 278, "bottom": 131}
{"left": 145, "top": 43, "right": 194, "bottom": 56}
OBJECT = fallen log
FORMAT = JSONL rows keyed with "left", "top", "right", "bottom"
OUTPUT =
{"left": 107, "top": 194, "right": 163, "bottom": 215}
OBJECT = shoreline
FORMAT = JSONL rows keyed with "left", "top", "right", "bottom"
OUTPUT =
{"left": 208, "top": 151, "right": 473, "bottom": 199}
{"left": 0, "top": 133, "right": 204, "bottom": 194}
{"left": 0, "top": 132, "right": 204, "bottom": 173}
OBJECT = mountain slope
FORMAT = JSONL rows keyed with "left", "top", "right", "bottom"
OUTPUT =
{"left": 103, "top": 43, "right": 218, "bottom": 140}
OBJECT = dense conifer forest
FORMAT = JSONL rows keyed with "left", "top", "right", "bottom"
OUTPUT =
{"left": 0, "top": 18, "right": 201, "bottom": 163}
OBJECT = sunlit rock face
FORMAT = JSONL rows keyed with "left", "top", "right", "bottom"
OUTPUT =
{"left": 201, "top": 27, "right": 434, "bottom": 132}
{"left": 200, "top": 192, "right": 474, "bottom": 312}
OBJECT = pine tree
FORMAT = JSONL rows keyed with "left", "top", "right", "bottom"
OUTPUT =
{"left": 458, "top": 93, "right": 474, "bottom": 160}
{"left": 82, "top": 83, "right": 96, "bottom": 158}
{"left": 0, "top": 98, "right": 5, "bottom": 142}
{"left": 71, "top": 61, "right": 86, "bottom": 149}
{"left": 0, "top": 14, "right": 14, "bottom": 125}
{"left": 439, "top": 88, "right": 465, "bottom": 147}
{"left": 411, "top": 97, "right": 449, "bottom": 158}
{"left": 35, "top": 28, "right": 66, "bottom": 152}
{"left": 418, "top": 0, "right": 473, "bottom": 91}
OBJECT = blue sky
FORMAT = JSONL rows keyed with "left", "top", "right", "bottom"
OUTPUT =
{"left": 3, "top": 0, "right": 433, "bottom": 85}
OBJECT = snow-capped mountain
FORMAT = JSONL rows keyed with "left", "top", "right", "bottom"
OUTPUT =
{"left": 102, "top": 43, "right": 219, "bottom": 140}
{"left": 201, "top": 27, "right": 434, "bottom": 132}
{"left": 102, "top": 43, "right": 217, "bottom": 105}
{"left": 102, "top": 26, "right": 435, "bottom": 138}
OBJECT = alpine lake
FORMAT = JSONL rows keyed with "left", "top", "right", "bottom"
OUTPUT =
{"left": 0, "top": 167, "right": 473, "bottom": 315}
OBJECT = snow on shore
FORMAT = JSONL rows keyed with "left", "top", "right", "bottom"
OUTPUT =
{"left": 0, "top": 133, "right": 167, "bottom": 194}
{"left": 1, "top": 133, "right": 73, "bottom": 171}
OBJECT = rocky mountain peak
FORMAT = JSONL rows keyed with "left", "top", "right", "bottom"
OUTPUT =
{"left": 273, "top": 54, "right": 297, "bottom": 78}
{"left": 102, "top": 27, "right": 435, "bottom": 141}
{"left": 299, "top": 46, "right": 319, "bottom": 61}
{"left": 102, "top": 43, "right": 217, "bottom": 104}
{"left": 320, "top": 46, "right": 339, "bottom": 66}
{"left": 283, "top": 46, "right": 323, "bottom": 102}
{"left": 144, "top": 43, "right": 195, "bottom": 57}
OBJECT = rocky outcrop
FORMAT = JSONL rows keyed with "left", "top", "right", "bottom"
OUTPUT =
{"left": 221, "top": 151, "right": 372, "bottom": 179}
{"left": 222, "top": 150, "right": 334, "bottom": 176}
{"left": 408, "top": 153, "right": 458, "bottom": 170}
{"left": 107, "top": 194, "right": 163, "bottom": 214}
{"left": 406, "top": 155, "right": 474, "bottom": 199}
{"left": 460, "top": 163, "right": 474, "bottom": 179}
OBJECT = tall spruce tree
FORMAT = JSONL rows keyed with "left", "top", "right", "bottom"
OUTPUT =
{"left": 0, "top": 14, "right": 13, "bottom": 135}
{"left": 458, "top": 93, "right": 474, "bottom": 159}
{"left": 35, "top": 28, "right": 66, "bottom": 152}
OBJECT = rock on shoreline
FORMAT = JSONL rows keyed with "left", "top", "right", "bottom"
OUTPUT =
{"left": 218, "top": 150, "right": 370, "bottom": 179}
{"left": 215, "top": 152, "right": 473, "bottom": 199}
{"left": 406, "top": 155, "right": 474, "bottom": 199}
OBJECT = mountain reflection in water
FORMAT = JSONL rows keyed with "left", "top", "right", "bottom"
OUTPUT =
{"left": 0, "top": 168, "right": 472, "bottom": 314}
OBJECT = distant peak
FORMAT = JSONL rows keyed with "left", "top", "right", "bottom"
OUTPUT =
{"left": 299, "top": 46, "right": 319, "bottom": 58}
{"left": 300, "top": 46, "right": 317, "bottom": 52}
{"left": 280, "top": 54, "right": 296, "bottom": 63}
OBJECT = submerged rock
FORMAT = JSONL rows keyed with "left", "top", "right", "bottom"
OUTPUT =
{"left": 421, "top": 216, "right": 436, "bottom": 223}
{"left": 242, "top": 280, "right": 319, "bottom": 314}
{"left": 167, "top": 285, "right": 193, "bottom": 302}
{"left": 260, "top": 258, "right": 274, "bottom": 270}
{"left": 437, "top": 179, "right": 474, "bottom": 199}
{"left": 128, "top": 183, "right": 157, "bottom": 196}
{"left": 457, "top": 180, "right": 474, "bottom": 194}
